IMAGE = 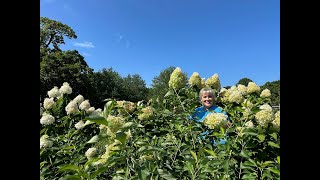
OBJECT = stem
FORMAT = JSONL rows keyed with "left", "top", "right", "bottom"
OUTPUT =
{"left": 173, "top": 88, "right": 186, "bottom": 113}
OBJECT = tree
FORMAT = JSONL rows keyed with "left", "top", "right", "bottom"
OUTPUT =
{"left": 91, "top": 68, "right": 124, "bottom": 108}
{"left": 121, "top": 74, "right": 148, "bottom": 102}
{"left": 40, "top": 50, "right": 94, "bottom": 102}
{"left": 148, "top": 66, "right": 176, "bottom": 100}
{"left": 40, "top": 17, "right": 77, "bottom": 53}
{"left": 237, "top": 78, "right": 253, "bottom": 86}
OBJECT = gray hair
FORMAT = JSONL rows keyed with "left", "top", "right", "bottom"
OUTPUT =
{"left": 199, "top": 87, "right": 216, "bottom": 100}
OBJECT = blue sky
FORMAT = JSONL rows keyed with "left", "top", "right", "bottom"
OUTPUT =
{"left": 40, "top": 0, "right": 279, "bottom": 88}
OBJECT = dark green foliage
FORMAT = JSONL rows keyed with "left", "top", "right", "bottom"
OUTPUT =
{"left": 148, "top": 66, "right": 176, "bottom": 100}
{"left": 237, "top": 78, "right": 253, "bottom": 86}
{"left": 40, "top": 50, "right": 95, "bottom": 102}
{"left": 121, "top": 74, "right": 149, "bottom": 102}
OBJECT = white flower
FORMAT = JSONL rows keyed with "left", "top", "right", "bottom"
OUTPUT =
{"left": 168, "top": 67, "right": 186, "bottom": 90}
{"left": 203, "top": 112, "right": 228, "bottom": 130}
{"left": 59, "top": 82, "right": 72, "bottom": 95}
{"left": 40, "top": 113, "right": 55, "bottom": 125}
{"left": 189, "top": 72, "right": 202, "bottom": 88}
{"left": 260, "top": 89, "right": 271, "bottom": 98}
{"left": 245, "top": 121, "right": 254, "bottom": 128}
{"left": 228, "top": 90, "right": 244, "bottom": 104}
{"left": 79, "top": 100, "right": 91, "bottom": 111}
{"left": 205, "top": 74, "right": 221, "bottom": 92}
{"left": 86, "top": 107, "right": 95, "bottom": 114}
{"left": 237, "top": 84, "right": 247, "bottom": 95}
{"left": 43, "top": 98, "right": 55, "bottom": 110}
{"left": 73, "top": 95, "right": 84, "bottom": 105}
{"left": 85, "top": 147, "right": 97, "bottom": 160}
{"left": 40, "top": 135, "right": 53, "bottom": 149}
{"left": 247, "top": 82, "right": 260, "bottom": 94}
{"left": 259, "top": 103, "right": 273, "bottom": 112}
{"left": 255, "top": 110, "right": 274, "bottom": 127}
{"left": 272, "top": 111, "right": 280, "bottom": 131}
{"left": 65, "top": 100, "right": 79, "bottom": 115}
{"left": 47, "top": 86, "right": 61, "bottom": 98}
{"left": 75, "top": 120, "right": 85, "bottom": 130}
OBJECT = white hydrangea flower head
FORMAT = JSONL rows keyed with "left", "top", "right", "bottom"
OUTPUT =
{"left": 107, "top": 115, "right": 125, "bottom": 132}
{"left": 259, "top": 103, "right": 273, "bottom": 112}
{"left": 86, "top": 107, "right": 95, "bottom": 114}
{"left": 40, "top": 113, "right": 55, "bottom": 125}
{"left": 200, "top": 78, "right": 206, "bottom": 88}
{"left": 168, "top": 67, "right": 186, "bottom": 90}
{"left": 243, "top": 99, "right": 254, "bottom": 109}
{"left": 65, "top": 100, "right": 79, "bottom": 115}
{"left": 138, "top": 106, "right": 154, "bottom": 120}
{"left": 59, "top": 82, "right": 72, "bottom": 95}
{"left": 73, "top": 95, "right": 84, "bottom": 105}
{"left": 89, "top": 108, "right": 102, "bottom": 117}
{"left": 255, "top": 109, "right": 274, "bottom": 127}
{"left": 75, "top": 120, "right": 85, "bottom": 130}
{"left": 43, "top": 98, "right": 55, "bottom": 110}
{"left": 203, "top": 112, "right": 228, "bottom": 130}
{"left": 205, "top": 74, "right": 221, "bottom": 92}
{"left": 272, "top": 111, "right": 280, "bottom": 131}
{"left": 85, "top": 147, "right": 97, "bottom": 160}
{"left": 228, "top": 90, "right": 244, "bottom": 104}
{"left": 237, "top": 84, "right": 247, "bottom": 95}
{"left": 79, "top": 100, "right": 91, "bottom": 111}
{"left": 260, "top": 89, "right": 271, "bottom": 98}
{"left": 245, "top": 121, "right": 254, "bottom": 128}
{"left": 247, "top": 82, "right": 261, "bottom": 94}
{"left": 47, "top": 86, "right": 61, "bottom": 98}
{"left": 40, "top": 135, "right": 53, "bottom": 149}
{"left": 189, "top": 72, "right": 202, "bottom": 88}
{"left": 118, "top": 101, "right": 136, "bottom": 113}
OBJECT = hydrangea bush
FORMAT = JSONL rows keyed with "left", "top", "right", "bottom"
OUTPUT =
{"left": 40, "top": 68, "right": 280, "bottom": 179}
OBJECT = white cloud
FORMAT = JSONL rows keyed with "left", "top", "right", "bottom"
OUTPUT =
{"left": 82, "top": 52, "right": 91, "bottom": 57}
{"left": 73, "top": 42, "right": 95, "bottom": 48}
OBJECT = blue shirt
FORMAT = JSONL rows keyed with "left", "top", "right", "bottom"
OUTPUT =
{"left": 192, "top": 105, "right": 228, "bottom": 145}
{"left": 192, "top": 105, "right": 226, "bottom": 122}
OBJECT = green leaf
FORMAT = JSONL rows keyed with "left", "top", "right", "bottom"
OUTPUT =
{"left": 277, "top": 156, "right": 280, "bottom": 164}
{"left": 116, "top": 131, "right": 127, "bottom": 144}
{"left": 138, "top": 169, "right": 150, "bottom": 180}
{"left": 270, "top": 132, "right": 278, "bottom": 140}
{"left": 262, "top": 161, "right": 275, "bottom": 168}
{"left": 58, "top": 164, "right": 80, "bottom": 173}
{"left": 204, "top": 149, "right": 217, "bottom": 157}
{"left": 243, "top": 128, "right": 258, "bottom": 136}
{"left": 240, "top": 150, "right": 250, "bottom": 159}
{"left": 84, "top": 116, "right": 108, "bottom": 125}
{"left": 267, "top": 141, "right": 280, "bottom": 148}
{"left": 190, "top": 151, "right": 197, "bottom": 162}
{"left": 157, "top": 169, "right": 177, "bottom": 180}
{"left": 257, "top": 134, "right": 265, "bottom": 142}
{"left": 60, "top": 175, "right": 82, "bottom": 180}
{"left": 242, "top": 173, "right": 257, "bottom": 179}
{"left": 268, "top": 167, "right": 280, "bottom": 176}
{"left": 243, "top": 160, "right": 256, "bottom": 167}
{"left": 103, "top": 100, "right": 116, "bottom": 118}
{"left": 87, "top": 135, "right": 99, "bottom": 144}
